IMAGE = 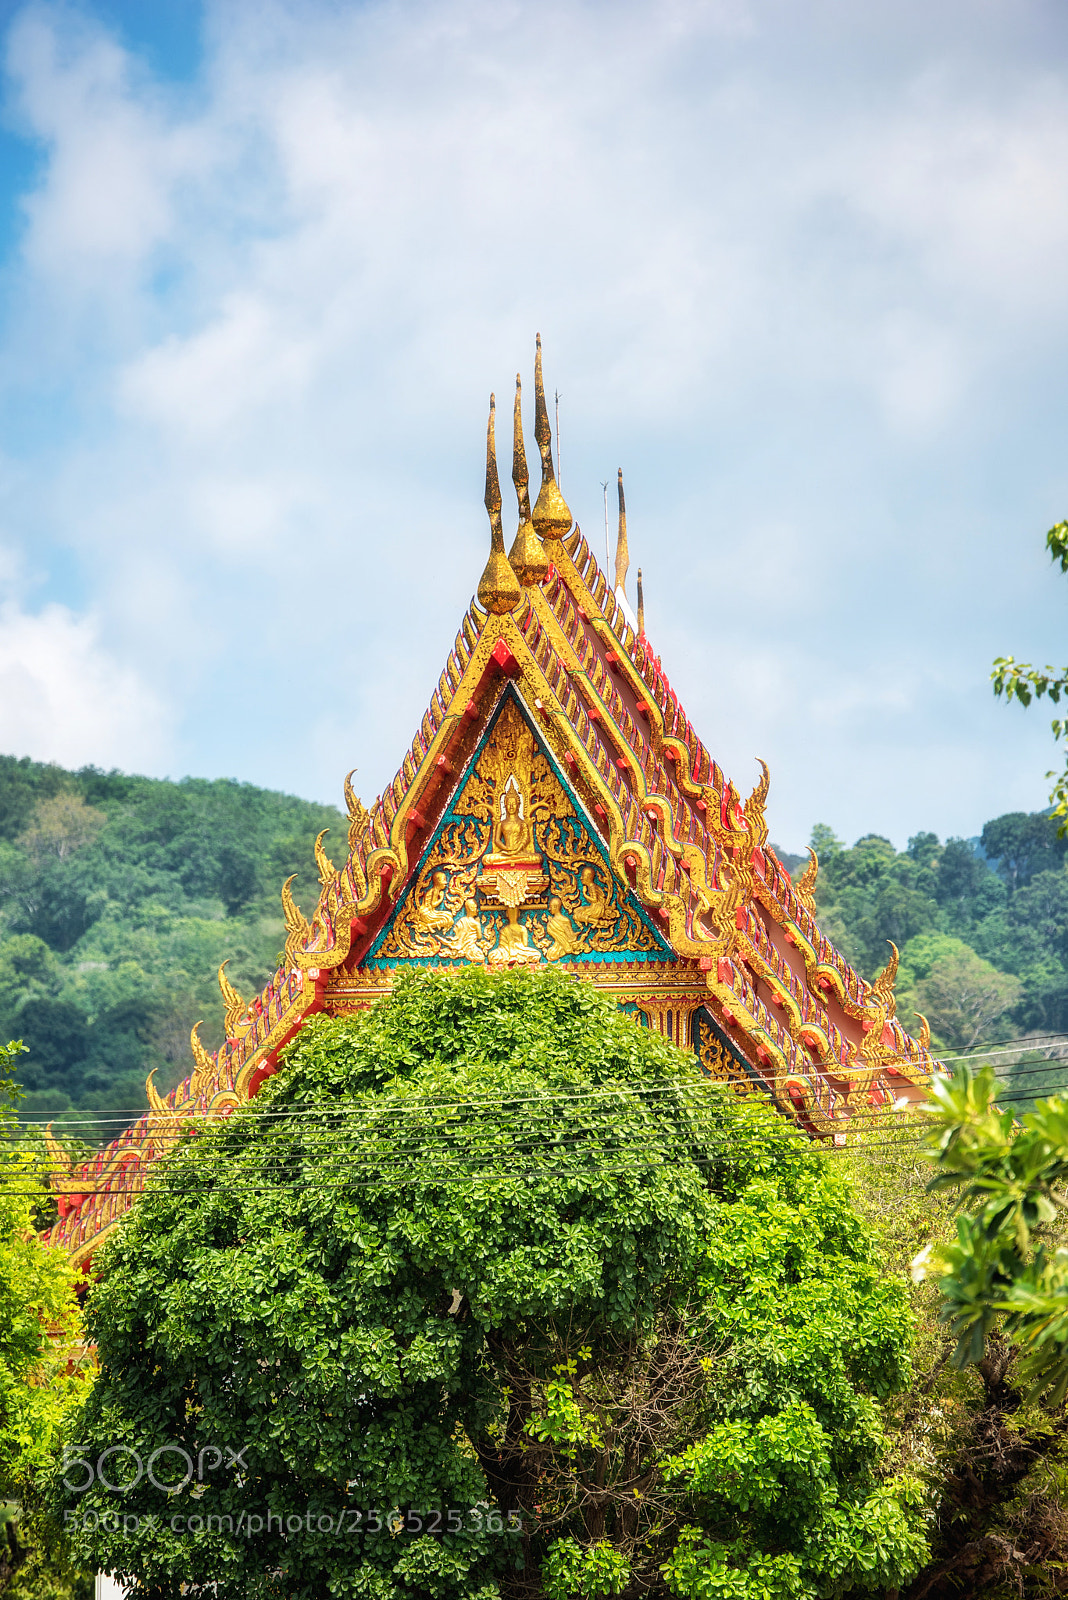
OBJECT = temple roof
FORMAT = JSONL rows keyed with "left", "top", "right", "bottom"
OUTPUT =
{"left": 44, "top": 337, "right": 935, "bottom": 1269}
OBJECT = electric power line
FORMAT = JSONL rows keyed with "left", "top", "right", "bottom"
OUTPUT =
{"left": 11, "top": 1025, "right": 1068, "bottom": 1131}
{"left": 6, "top": 1084, "right": 1063, "bottom": 1191}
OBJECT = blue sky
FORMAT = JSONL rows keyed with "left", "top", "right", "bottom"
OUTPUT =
{"left": 0, "top": 0, "right": 1065, "bottom": 853}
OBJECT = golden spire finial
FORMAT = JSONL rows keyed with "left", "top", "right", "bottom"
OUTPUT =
{"left": 531, "top": 334, "right": 572, "bottom": 541}
{"left": 508, "top": 373, "right": 549, "bottom": 585}
{"left": 615, "top": 468, "right": 630, "bottom": 596}
{"left": 636, "top": 567, "right": 645, "bottom": 634}
{"left": 512, "top": 375, "right": 531, "bottom": 523}
{"left": 477, "top": 393, "right": 521, "bottom": 614}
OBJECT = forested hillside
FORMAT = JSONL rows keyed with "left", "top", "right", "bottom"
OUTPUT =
{"left": 1, "top": 743, "right": 1065, "bottom": 1136}
{"left": 0, "top": 755, "right": 345, "bottom": 1133}
{"left": 797, "top": 811, "right": 1068, "bottom": 1106}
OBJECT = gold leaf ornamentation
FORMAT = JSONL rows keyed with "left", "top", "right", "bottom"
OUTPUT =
{"left": 846, "top": 1013, "right": 891, "bottom": 1108}
{"left": 372, "top": 694, "right": 663, "bottom": 967}
{"left": 870, "top": 941, "right": 899, "bottom": 1019}
{"left": 43, "top": 1122, "right": 92, "bottom": 1196}
{"left": 314, "top": 829, "right": 338, "bottom": 891}
{"left": 796, "top": 848, "right": 818, "bottom": 912}
{"left": 744, "top": 759, "right": 770, "bottom": 850}
{"left": 531, "top": 334, "right": 572, "bottom": 541}
{"left": 145, "top": 1068, "right": 169, "bottom": 1116}
{"left": 697, "top": 1032, "right": 739, "bottom": 1084}
{"left": 477, "top": 393, "right": 522, "bottom": 614}
{"left": 508, "top": 373, "right": 549, "bottom": 585}
{"left": 614, "top": 469, "right": 630, "bottom": 596}
{"left": 344, "top": 770, "right": 369, "bottom": 854}
{"left": 281, "top": 875, "right": 311, "bottom": 967}
{"left": 694, "top": 1011, "right": 751, "bottom": 1090}
{"left": 189, "top": 1022, "right": 215, "bottom": 1099}
{"left": 217, "top": 961, "right": 247, "bottom": 1039}
{"left": 145, "top": 1069, "right": 180, "bottom": 1143}
{"left": 781, "top": 1075, "right": 842, "bottom": 1138}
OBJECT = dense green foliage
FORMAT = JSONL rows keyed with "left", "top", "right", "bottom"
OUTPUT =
{"left": 0, "top": 1044, "right": 91, "bottom": 1597}
{"left": 57, "top": 970, "right": 925, "bottom": 1600}
{"left": 992, "top": 518, "right": 1068, "bottom": 822}
{"left": 0, "top": 737, "right": 1064, "bottom": 1141}
{"left": 0, "top": 755, "right": 344, "bottom": 1131}
{"left": 805, "top": 810, "right": 1068, "bottom": 1106}
{"left": 924, "top": 1065, "right": 1068, "bottom": 1406}
{"left": 839, "top": 1122, "right": 1068, "bottom": 1599}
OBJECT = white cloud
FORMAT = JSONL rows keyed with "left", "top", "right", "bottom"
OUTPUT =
{"left": 0, "top": 600, "right": 167, "bottom": 769}
{"left": 0, "top": 0, "right": 1065, "bottom": 845}
{"left": 6, "top": 7, "right": 210, "bottom": 295}
{"left": 118, "top": 295, "right": 316, "bottom": 446}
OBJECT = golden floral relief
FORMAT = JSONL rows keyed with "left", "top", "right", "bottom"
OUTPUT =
{"left": 368, "top": 692, "right": 667, "bottom": 967}
{"left": 693, "top": 1007, "right": 753, "bottom": 1090}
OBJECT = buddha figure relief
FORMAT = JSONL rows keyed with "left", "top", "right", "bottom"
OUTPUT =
{"left": 489, "top": 903, "right": 541, "bottom": 964}
{"left": 487, "top": 778, "right": 539, "bottom": 866}
{"left": 447, "top": 898, "right": 489, "bottom": 963}
{"left": 494, "top": 787, "right": 531, "bottom": 856}
{"left": 572, "top": 865, "right": 613, "bottom": 928}
{"left": 544, "top": 896, "right": 582, "bottom": 962}
{"left": 413, "top": 869, "right": 455, "bottom": 934}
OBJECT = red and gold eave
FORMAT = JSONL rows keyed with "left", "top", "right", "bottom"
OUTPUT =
{"left": 44, "top": 512, "right": 937, "bottom": 1272}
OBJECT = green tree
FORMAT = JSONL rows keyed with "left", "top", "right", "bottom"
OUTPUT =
{"left": 0, "top": 942, "right": 60, "bottom": 1038}
{"left": 1000, "top": 1047, "right": 1068, "bottom": 1116}
{"left": 809, "top": 835, "right": 940, "bottom": 977}
{"left": 897, "top": 934, "right": 1022, "bottom": 1052}
{"left": 0, "top": 1042, "right": 90, "bottom": 1592}
{"left": 841, "top": 1110, "right": 1068, "bottom": 1598}
{"left": 17, "top": 797, "right": 105, "bottom": 869}
{"left": 907, "top": 831, "right": 941, "bottom": 871}
{"left": 933, "top": 838, "right": 992, "bottom": 927}
{"left": 808, "top": 822, "right": 844, "bottom": 862}
{"left": 906, "top": 1066, "right": 1068, "bottom": 1589}
{"left": 992, "top": 520, "right": 1068, "bottom": 828}
{"left": 56, "top": 970, "right": 925, "bottom": 1600}
{"left": 921, "top": 1065, "right": 1068, "bottom": 1406}
{"left": 0, "top": 756, "right": 345, "bottom": 1125}
{"left": 980, "top": 812, "right": 1066, "bottom": 892}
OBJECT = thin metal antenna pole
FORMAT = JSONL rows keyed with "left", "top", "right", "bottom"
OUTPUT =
{"left": 600, "top": 480, "right": 610, "bottom": 573}
{"left": 554, "top": 389, "right": 561, "bottom": 488}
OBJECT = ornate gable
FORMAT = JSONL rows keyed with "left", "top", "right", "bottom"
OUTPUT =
{"left": 45, "top": 336, "right": 941, "bottom": 1269}
{"left": 366, "top": 688, "right": 671, "bottom": 970}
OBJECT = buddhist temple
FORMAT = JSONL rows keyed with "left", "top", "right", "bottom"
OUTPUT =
{"left": 44, "top": 337, "right": 936, "bottom": 1271}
